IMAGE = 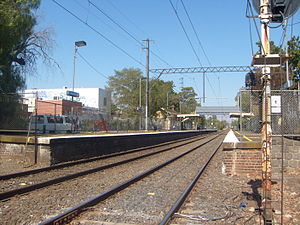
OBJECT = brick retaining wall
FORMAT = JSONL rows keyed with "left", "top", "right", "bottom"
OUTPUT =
{"left": 223, "top": 142, "right": 261, "bottom": 177}
{"left": 223, "top": 137, "right": 300, "bottom": 177}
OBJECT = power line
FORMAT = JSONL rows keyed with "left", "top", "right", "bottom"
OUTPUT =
{"left": 104, "top": 0, "right": 149, "bottom": 38}
{"left": 248, "top": 15, "right": 255, "bottom": 56}
{"left": 246, "top": 0, "right": 266, "bottom": 55}
{"left": 168, "top": 0, "right": 203, "bottom": 67}
{"left": 77, "top": 52, "right": 109, "bottom": 80}
{"left": 78, "top": 52, "right": 143, "bottom": 91}
{"left": 51, "top": 0, "right": 145, "bottom": 68}
{"left": 73, "top": 0, "right": 132, "bottom": 43}
{"left": 88, "top": 0, "right": 172, "bottom": 68}
{"left": 179, "top": 0, "right": 219, "bottom": 99}
{"left": 180, "top": 0, "right": 210, "bottom": 66}
{"left": 88, "top": 0, "right": 142, "bottom": 46}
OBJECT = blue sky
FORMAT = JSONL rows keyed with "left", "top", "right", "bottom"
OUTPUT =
{"left": 27, "top": 0, "right": 300, "bottom": 106}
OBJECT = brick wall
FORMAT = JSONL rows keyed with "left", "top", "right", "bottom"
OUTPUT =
{"left": 223, "top": 142, "right": 262, "bottom": 177}
{"left": 36, "top": 100, "right": 82, "bottom": 115}
{"left": 223, "top": 138, "right": 300, "bottom": 178}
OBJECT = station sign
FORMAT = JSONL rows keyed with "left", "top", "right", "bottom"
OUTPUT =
{"left": 271, "top": 96, "right": 281, "bottom": 114}
{"left": 66, "top": 90, "right": 79, "bottom": 97}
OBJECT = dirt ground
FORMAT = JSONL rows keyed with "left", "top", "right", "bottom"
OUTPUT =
{"left": 0, "top": 153, "right": 299, "bottom": 224}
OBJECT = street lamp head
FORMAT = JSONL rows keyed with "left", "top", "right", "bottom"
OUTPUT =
{"left": 75, "top": 41, "right": 87, "bottom": 47}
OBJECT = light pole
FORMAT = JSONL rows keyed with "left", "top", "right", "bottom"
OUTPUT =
{"left": 72, "top": 41, "right": 87, "bottom": 94}
{"left": 139, "top": 77, "right": 146, "bottom": 130}
{"left": 71, "top": 41, "right": 86, "bottom": 130}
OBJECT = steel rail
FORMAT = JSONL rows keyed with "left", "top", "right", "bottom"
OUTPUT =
{"left": 159, "top": 137, "right": 224, "bottom": 225}
{"left": 0, "top": 133, "right": 207, "bottom": 181}
{"left": 39, "top": 133, "right": 222, "bottom": 225}
{"left": 0, "top": 133, "right": 214, "bottom": 200}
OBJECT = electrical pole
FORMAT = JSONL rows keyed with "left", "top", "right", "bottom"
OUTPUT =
{"left": 259, "top": 0, "right": 273, "bottom": 223}
{"left": 179, "top": 77, "right": 184, "bottom": 113}
{"left": 139, "top": 77, "right": 142, "bottom": 130}
{"left": 203, "top": 73, "right": 206, "bottom": 104}
{"left": 143, "top": 39, "right": 150, "bottom": 131}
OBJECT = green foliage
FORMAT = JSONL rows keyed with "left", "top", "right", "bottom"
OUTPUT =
{"left": 107, "top": 68, "right": 199, "bottom": 119}
{"left": 254, "top": 37, "right": 300, "bottom": 88}
{"left": 0, "top": 0, "right": 41, "bottom": 93}
{"left": 288, "top": 36, "right": 300, "bottom": 82}
{"left": 0, "top": 0, "right": 51, "bottom": 129}
{"left": 108, "top": 68, "right": 144, "bottom": 117}
{"left": 205, "top": 116, "right": 227, "bottom": 130}
{"left": 178, "top": 87, "right": 198, "bottom": 114}
{"left": 0, "top": 94, "right": 28, "bottom": 129}
{"left": 149, "top": 79, "right": 177, "bottom": 116}
{"left": 256, "top": 41, "right": 284, "bottom": 55}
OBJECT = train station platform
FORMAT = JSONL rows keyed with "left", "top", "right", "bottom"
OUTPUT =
{"left": 0, "top": 130, "right": 216, "bottom": 166}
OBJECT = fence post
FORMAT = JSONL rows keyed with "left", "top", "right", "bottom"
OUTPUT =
{"left": 34, "top": 92, "right": 38, "bottom": 164}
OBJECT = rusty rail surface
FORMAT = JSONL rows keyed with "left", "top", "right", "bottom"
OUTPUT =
{"left": 0, "top": 133, "right": 213, "bottom": 200}
{"left": 39, "top": 133, "right": 223, "bottom": 225}
{"left": 159, "top": 137, "right": 224, "bottom": 225}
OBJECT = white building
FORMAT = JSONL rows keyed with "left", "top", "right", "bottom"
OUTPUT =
{"left": 24, "top": 87, "right": 111, "bottom": 119}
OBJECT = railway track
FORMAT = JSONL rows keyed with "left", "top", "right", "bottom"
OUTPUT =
{"left": 0, "top": 133, "right": 213, "bottom": 200}
{"left": 0, "top": 134, "right": 204, "bottom": 180}
{"left": 39, "top": 132, "right": 225, "bottom": 225}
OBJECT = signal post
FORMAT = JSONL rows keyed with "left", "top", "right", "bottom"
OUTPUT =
{"left": 258, "top": 0, "right": 273, "bottom": 223}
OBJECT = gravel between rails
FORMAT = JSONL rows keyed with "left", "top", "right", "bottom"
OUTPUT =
{"left": 69, "top": 135, "right": 225, "bottom": 225}
{"left": 171, "top": 139, "right": 261, "bottom": 225}
{"left": 169, "top": 139, "right": 300, "bottom": 225}
{"left": 0, "top": 134, "right": 218, "bottom": 225}
{"left": 0, "top": 135, "right": 205, "bottom": 193}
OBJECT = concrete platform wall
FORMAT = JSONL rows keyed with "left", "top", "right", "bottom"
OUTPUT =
{"left": 0, "top": 130, "right": 213, "bottom": 166}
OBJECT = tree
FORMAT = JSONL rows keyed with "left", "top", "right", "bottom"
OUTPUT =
{"left": 288, "top": 36, "right": 300, "bottom": 86}
{"left": 0, "top": 0, "right": 55, "bottom": 129}
{"left": 249, "top": 37, "right": 300, "bottom": 90}
{"left": 107, "top": 68, "right": 143, "bottom": 117}
{"left": 149, "top": 79, "right": 177, "bottom": 117}
{"left": 107, "top": 68, "right": 178, "bottom": 118}
{"left": 256, "top": 41, "right": 284, "bottom": 55}
{"left": 178, "top": 87, "right": 198, "bottom": 114}
{"left": 0, "top": 0, "right": 55, "bottom": 93}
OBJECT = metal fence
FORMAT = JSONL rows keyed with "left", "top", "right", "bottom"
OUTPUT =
{"left": 0, "top": 92, "right": 109, "bottom": 134}
{"left": 240, "top": 90, "right": 300, "bottom": 135}
{"left": 0, "top": 93, "right": 30, "bottom": 130}
{"left": 0, "top": 93, "right": 183, "bottom": 134}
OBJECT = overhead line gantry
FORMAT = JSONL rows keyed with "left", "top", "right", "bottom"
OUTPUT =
{"left": 150, "top": 65, "right": 257, "bottom": 74}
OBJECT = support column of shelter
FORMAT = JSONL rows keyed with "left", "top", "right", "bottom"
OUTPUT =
{"left": 259, "top": 0, "right": 273, "bottom": 223}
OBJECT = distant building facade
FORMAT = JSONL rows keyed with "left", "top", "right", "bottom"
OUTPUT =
{"left": 24, "top": 87, "right": 111, "bottom": 120}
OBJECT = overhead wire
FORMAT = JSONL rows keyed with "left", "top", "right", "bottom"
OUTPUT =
{"left": 88, "top": 0, "right": 142, "bottom": 46}
{"left": 77, "top": 51, "right": 143, "bottom": 91}
{"left": 279, "top": 19, "right": 289, "bottom": 50}
{"left": 180, "top": 0, "right": 221, "bottom": 100}
{"left": 77, "top": 52, "right": 109, "bottom": 80}
{"left": 51, "top": 0, "right": 145, "bottom": 68}
{"left": 246, "top": 0, "right": 266, "bottom": 55}
{"left": 104, "top": 0, "right": 149, "bottom": 38}
{"left": 73, "top": 0, "right": 130, "bottom": 41}
{"left": 248, "top": 15, "right": 255, "bottom": 56}
{"left": 88, "top": 0, "right": 172, "bottom": 68}
{"left": 179, "top": 0, "right": 210, "bottom": 66}
{"left": 176, "top": 0, "right": 219, "bottom": 100}
{"left": 290, "top": 16, "right": 294, "bottom": 37}
{"left": 290, "top": 20, "right": 300, "bottom": 26}
{"left": 168, "top": 0, "right": 203, "bottom": 67}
